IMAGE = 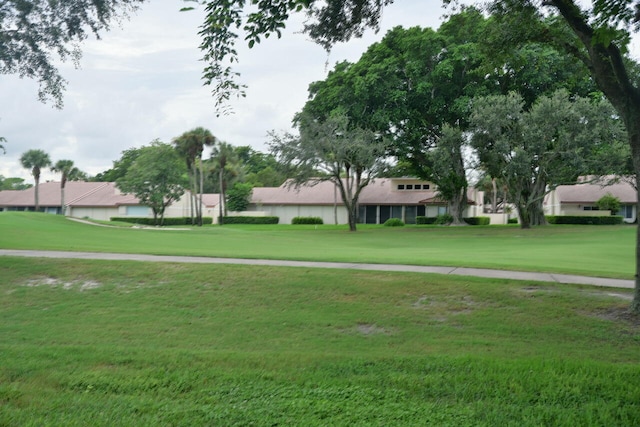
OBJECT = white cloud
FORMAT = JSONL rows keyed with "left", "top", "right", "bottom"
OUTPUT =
{"left": 0, "top": 0, "right": 446, "bottom": 184}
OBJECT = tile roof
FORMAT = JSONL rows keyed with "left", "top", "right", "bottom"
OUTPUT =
{"left": 555, "top": 177, "right": 637, "bottom": 204}
{"left": 251, "top": 178, "right": 447, "bottom": 206}
{"left": 0, "top": 181, "right": 139, "bottom": 207}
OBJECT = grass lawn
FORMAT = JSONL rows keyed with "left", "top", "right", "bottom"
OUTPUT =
{"left": 0, "top": 257, "right": 638, "bottom": 426}
{"left": 0, "top": 212, "right": 635, "bottom": 278}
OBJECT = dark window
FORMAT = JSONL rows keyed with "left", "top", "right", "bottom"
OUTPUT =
{"left": 379, "top": 205, "right": 391, "bottom": 224}
{"left": 392, "top": 206, "right": 402, "bottom": 219}
{"left": 397, "top": 184, "right": 405, "bottom": 190}
{"left": 417, "top": 205, "right": 426, "bottom": 217}
{"left": 358, "top": 205, "right": 366, "bottom": 223}
{"left": 405, "top": 206, "right": 417, "bottom": 224}
{"left": 423, "top": 184, "right": 430, "bottom": 189}
{"left": 366, "top": 205, "right": 377, "bottom": 224}
{"left": 406, "top": 184, "right": 413, "bottom": 190}
{"left": 414, "top": 184, "right": 421, "bottom": 190}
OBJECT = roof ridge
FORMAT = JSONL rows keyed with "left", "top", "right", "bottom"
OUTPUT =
{"left": 65, "top": 182, "right": 111, "bottom": 206}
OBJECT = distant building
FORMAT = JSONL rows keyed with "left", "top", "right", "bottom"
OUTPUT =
{"left": 545, "top": 177, "right": 637, "bottom": 223}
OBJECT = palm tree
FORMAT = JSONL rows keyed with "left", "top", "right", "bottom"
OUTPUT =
{"left": 51, "top": 159, "right": 83, "bottom": 215}
{"left": 20, "top": 149, "right": 51, "bottom": 212}
{"left": 210, "top": 142, "right": 241, "bottom": 225}
{"left": 173, "top": 128, "right": 217, "bottom": 226}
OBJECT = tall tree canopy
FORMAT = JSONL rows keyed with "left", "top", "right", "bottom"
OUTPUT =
{"left": 270, "top": 112, "right": 388, "bottom": 231}
{"left": 470, "top": 90, "right": 627, "bottom": 229}
{"left": 1, "top": 0, "right": 144, "bottom": 107}
{"left": 116, "top": 141, "right": 188, "bottom": 226}
{"left": 484, "top": 0, "right": 640, "bottom": 311}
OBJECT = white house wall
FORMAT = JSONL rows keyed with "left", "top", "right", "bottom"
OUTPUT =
{"left": 258, "top": 205, "right": 348, "bottom": 225}
{"left": 68, "top": 207, "right": 120, "bottom": 221}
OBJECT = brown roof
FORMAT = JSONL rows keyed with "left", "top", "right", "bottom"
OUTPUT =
{"left": 0, "top": 181, "right": 139, "bottom": 208}
{"left": 251, "top": 178, "right": 471, "bottom": 206}
{"left": 555, "top": 178, "right": 637, "bottom": 204}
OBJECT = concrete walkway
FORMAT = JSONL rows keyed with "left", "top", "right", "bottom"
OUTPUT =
{"left": 0, "top": 249, "right": 633, "bottom": 289}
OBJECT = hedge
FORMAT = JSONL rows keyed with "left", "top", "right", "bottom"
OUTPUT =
{"left": 416, "top": 216, "right": 438, "bottom": 225}
{"left": 220, "top": 216, "right": 279, "bottom": 224}
{"left": 546, "top": 215, "right": 623, "bottom": 225}
{"left": 464, "top": 217, "right": 490, "bottom": 225}
{"left": 110, "top": 217, "right": 213, "bottom": 226}
{"left": 416, "top": 216, "right": 490, "bottom": 225}
{"left": 292, "top": 216, "right": 324, "bottom": 225}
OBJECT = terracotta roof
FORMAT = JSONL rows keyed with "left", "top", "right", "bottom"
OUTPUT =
{"left": 555, "top": 178, "right": 637, "bottom": 204}
{"left": 0, "top": 181, "right": 139, "bottom": 207}
{"left": 250, "top": 178, "right": 471, "bottom": 206}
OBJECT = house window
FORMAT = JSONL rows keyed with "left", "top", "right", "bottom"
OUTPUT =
{"left": 397, "top": 185, "right": 405, "bottom": 190}
{"left": 583, "top": 206, "right": 599, "bottom": 211}
{"left": 365, "top": 205, "right": 377, "bottom": 224}
{"left": 405, "top": 206, "right": 416, "bottom": 224}
{"left": 423, "top": 184, "right": 430, "bottom": 190}
{"left": 380, "top": 205, "right": 391, "bottom": 223}
{"left": 406, "top": 184, "right": 413, "bottom": 190}
{"left": 620, "top": 205, "right": 633, "bottom": 219}
{"left": 126, "top": 206, "right": 150, "bottom": 216}
{"left": 414, "top": 184, "right": 421, "bottom": 190}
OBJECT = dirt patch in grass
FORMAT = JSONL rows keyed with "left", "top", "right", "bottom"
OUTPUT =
{"left": 23, "top": 277, "right": 102, "bottom": 291}
{"left": 597, "top": 306, "right": 640, "bottom": 327}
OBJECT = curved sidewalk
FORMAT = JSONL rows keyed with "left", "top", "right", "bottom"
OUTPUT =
{"left": 0, "top": 249, "right": 633, "bottom": 289}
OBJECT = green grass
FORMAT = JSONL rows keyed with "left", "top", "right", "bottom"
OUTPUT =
{"left": 0, "top": 257, "right": 638, "bottom": 426}
{"left": 0, "top": 212, "right": 634, "bottom": 278}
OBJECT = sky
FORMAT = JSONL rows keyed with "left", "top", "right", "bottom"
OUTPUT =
{"left": 0, "top": 0, "right": 447, "bottom": 184}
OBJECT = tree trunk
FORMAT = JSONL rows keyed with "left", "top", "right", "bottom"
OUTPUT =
{"left": 198, "top": 160, "right": 204, "bottom": 226}
{"left": 218, "top": 168, "right": 224, "bottom": 225}
{"left": 448, "top": 186, "right": 468, "bottom": 226}
{"left": 517, "top": 201, "right": 531, "bottom": 229}
{"left": 634, "top": 181, "right": 640, "bottom": 313}
{"left": 491, "top": 177, "right": 498, "bottom": 213}
{"left": 34, "top": 177, "right": 40, "bottom": 212}
{"left": 60, "top": 185, "right": 66, "bottom": 216}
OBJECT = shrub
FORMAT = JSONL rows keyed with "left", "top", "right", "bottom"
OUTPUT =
{"left": 110, "top": 216, "right": 213, "bottom": 226}
{"left": 292, "top": 217, "right": 324, "bottom": 225}
{"left": 545, "top": 215, "right": 623, "bottom": 225}
{"left": 226, "top": 183, "right": 253, "bottom": 212}
{"left": 416, "top": 216, "right": 437, "bottom": 225}
{"left": 596, "top": 193, "right": 621, "bottom": 215}
{"left": 220, "top": 216, "right": 279, "bottom": 224}
{"left": 435, "top": 213, "right": 454, "bottom": 225}
{"left": 507, "top": 217, "right": 518, "bottom": 224}
{"left": 383, "top": 218, "right": 405, "bottom": 227}
{"left": 464, "top": 217, "right": 490, "bottom": 225}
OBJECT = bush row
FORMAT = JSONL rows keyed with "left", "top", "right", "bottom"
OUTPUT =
{"left": 546, "top": 215, "right": 623, "bottom": 225}
{"left": 220, "top": 216, "right": 280, "bottom": 224}
{"left": 292, "top": 216, "right": 324, "bottom": 225}
{"left": 415, "top": 216, "right": 490, "bottom": 225}
{"left": 111, "top": 217, "right": 213, "bottom": 226}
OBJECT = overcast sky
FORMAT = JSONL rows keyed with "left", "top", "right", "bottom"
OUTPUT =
{"left": 0, "top": 0, "right": 447, "bottom": 184}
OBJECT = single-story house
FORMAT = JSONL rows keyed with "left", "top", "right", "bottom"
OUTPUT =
{"left": 0, "top": 178, "right": 484, "bottom": 225}
{"left": 545, "top": 177, "right": 637, "bottom": 223}
{"left": 0, "top": 181, "right": 220, "bottom": 221}
{"left": 248, "top": 178, "right": 484, "bottom": 225}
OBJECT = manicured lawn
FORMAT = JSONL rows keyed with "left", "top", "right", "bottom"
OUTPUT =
{"left": 0, "top": 212, "right": 634, "bottom": 278}
{"left": 0, "top": 257, "right": 638, "bottom": 426}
